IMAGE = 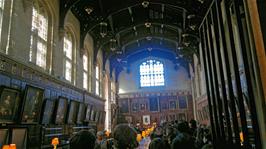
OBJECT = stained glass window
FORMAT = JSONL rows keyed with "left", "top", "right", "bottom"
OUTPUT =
{"left": 140, "top": 59, "right": 164, "bottom": 87}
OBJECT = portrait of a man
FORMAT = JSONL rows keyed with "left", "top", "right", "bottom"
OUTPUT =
{"left": 21, "top": 85, "right": 44, "bottom": 123}
{"left": 143, "top": 115, "right": 150, "bottom": 125}
{"left": 0, "top": 86, "right": 20, "bottom": 123}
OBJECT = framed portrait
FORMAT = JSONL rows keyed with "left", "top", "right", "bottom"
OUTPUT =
{"left": 169, "top": 101, "right": 176, "bottom": 110}
{"left": 77, "top": 103, "right": 86, "bottom": 124}
{"left": 178, "top": 96, "right": 188, "bottom": 109}
{"left": 41, "top": 99, "right": 55, "bottom": 124}
{"left": 90, "top": 108, "right": 95, "bottom": 121}
{"left": 161, "top": 102, "right": 169, "bottom": 110}
{"left": 149, "top": 97, "right": 159, "bottom": 112}
{"left": 132, "top": 103, "right": 139, "bottom": 112}
{"left": 0, "top": 129, "right": 9, "bottom": 146}
{"left": 21, "top": 85, "right": 44, "bottom": 124}
{"left": 67, "top": 100, "right": 79, "bottom": 124}
{"left": 94, "top": 111, "right": 100, "bottom": 123}
{"left": 0, "top": 86, "right": 21, "bottom": 123}
{"left": 140, "top": 103, "right": 146, "bottom": 111}
{"left": 98, "top": 112, "right": 102, "bottom": 124}
{"left": 54, "top": 97, "right": 68, "bottom": 124}
{"left": 143, "top": 115, "right": 150, "bottom": 125}
{"left": 168, "top": 114, "right": 176, "bottom": 121}
{"left": 178, "top": 113, "right": 187, "bottom": 121}
{"left": 11, "top": 128, "right": 27, "bottom": 149}
{"left": 120, "top": 100, "right": 129, "bottom": 113}
{"left": 85, "top": 104, "right": 92, "bottom": 122}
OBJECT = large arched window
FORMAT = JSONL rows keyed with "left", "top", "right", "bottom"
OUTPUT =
{"left": 29, "top": 3, "right": 48, "bottom": 69}
{"left": 140, "top": 59, "right": 164, "bottom": 87}
{"left": 63, "top": 31, "right": 74, "bottom": 82}
{"left": 0, "top": 0, "right": 5, "bottom": 43}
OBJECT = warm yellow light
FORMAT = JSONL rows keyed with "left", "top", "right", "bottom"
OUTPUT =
{"left": 137, "top": 134, "right": 142, "bottom": 142}
{"left": 9, "top": 144, "right": 16, "bottom": 149}
{"left": 2, "top": 145, "right": 10, "bottom": 149}
{"left": 142, "top": 131, "right": 146, "bottom": 138}
{"left": 51, "top": 137, "right": 59, "bottom": 149}
{"left": 105, "top": 131, "right": 110, "bottom": 137}
{"left": 240, "top": 132, "right": 244, "bottom": 144}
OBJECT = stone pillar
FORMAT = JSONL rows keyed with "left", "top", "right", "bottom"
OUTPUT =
{"left": 52, "top": 27, "right": 65, "bottom": 78}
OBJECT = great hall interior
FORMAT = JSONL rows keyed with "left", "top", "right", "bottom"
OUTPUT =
{"left": 0, "top": 0, "right": 265, "bottom": 149}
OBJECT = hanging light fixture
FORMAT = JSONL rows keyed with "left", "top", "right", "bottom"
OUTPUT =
{"left": 85, "top": 6, "right": 93, "bottom": 15}
{"left": 142, "top": 1, "right": 149, "bottom": 8}
{"left": 116, "top": 50, "right": 123, "bottom": 55}
{"left": 110, "top": 39, "right": 117, "bottom": 51}
{"left": 145, "top": 22, "right": 152, "bottom": 28}
{"left": 182, "top": 33, "right": 191, "bottom": 47}
{"left": 187, "top": 14, "right": 197, "bottom": 30}
{"left": 99, "top": 22, "right": 107, "bottom": 37}
{"left": 181, "top": 33, "right": 199, "bottom": 47}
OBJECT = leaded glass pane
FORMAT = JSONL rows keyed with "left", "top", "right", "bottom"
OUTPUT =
{"left": 83, "top": 72, "right": 88, "bottom": 89}
{"left": 30, "top": 5, "right": 48, "bottom": 69}
{"left": 140, "top": 59, "right": 164, "bottom": 87}
{"left": 83, "top": 54, "right": 88, "bottom": 71}
{"left": 65, "top": 60, "right": 72, "bottom": 81}
{"left": 64, "top": 34, "right": 72, "bottom": 60}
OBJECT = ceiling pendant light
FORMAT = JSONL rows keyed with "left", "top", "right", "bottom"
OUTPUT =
{"left": 99, "top": 22, "right": 107, "bottom": 38}
{"left": 142, "top": 1, "right": 149, "bottom": 8}
{"left": 110, "top": 39, "right": 117, "bottom": 51}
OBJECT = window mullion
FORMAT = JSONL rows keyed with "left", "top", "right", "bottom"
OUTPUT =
{"left": 140, "top": 59, "right": 164, "bottom": 87}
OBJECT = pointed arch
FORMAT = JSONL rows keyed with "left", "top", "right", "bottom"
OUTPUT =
{"left": 63, "top": 25, "right": 76, "bottom": 83}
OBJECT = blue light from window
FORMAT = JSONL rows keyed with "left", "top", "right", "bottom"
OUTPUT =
{"left": 140, "top": 59, "right": 164, "bottom": 87}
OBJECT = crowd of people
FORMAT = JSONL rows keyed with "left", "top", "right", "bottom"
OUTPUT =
{"left": 69, "top": 120, "right": 213, "bottom": 149}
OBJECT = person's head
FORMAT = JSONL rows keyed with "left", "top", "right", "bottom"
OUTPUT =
{"left": 113, "top": 124, "right": 138, "bottom": 149}
{"left": 69, "top": 130, "right": 96, "bottom": 149}
{"left": 149, "top": 138, "right": 164, "bottom": 149}
{"left": 177, "top": 122, "right": 190, "bottom": 133}
{"left": 171, "top": 133, "right": 194, "bottom": 149}
{"left": 97, "top": 131, "right": 104, "bottom": 140}
{"left": 153, "top": 126, "right": 164, "bottom": 138}
{"left": 189, "top": 119, "right": 197, "bottom": 129}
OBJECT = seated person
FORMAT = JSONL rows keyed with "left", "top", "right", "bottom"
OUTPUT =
{"left": 113, "top": 124, "right": 139, "bottom": 149}
{"left": 69, "top": 130, "right": 96, "bottom": 149}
